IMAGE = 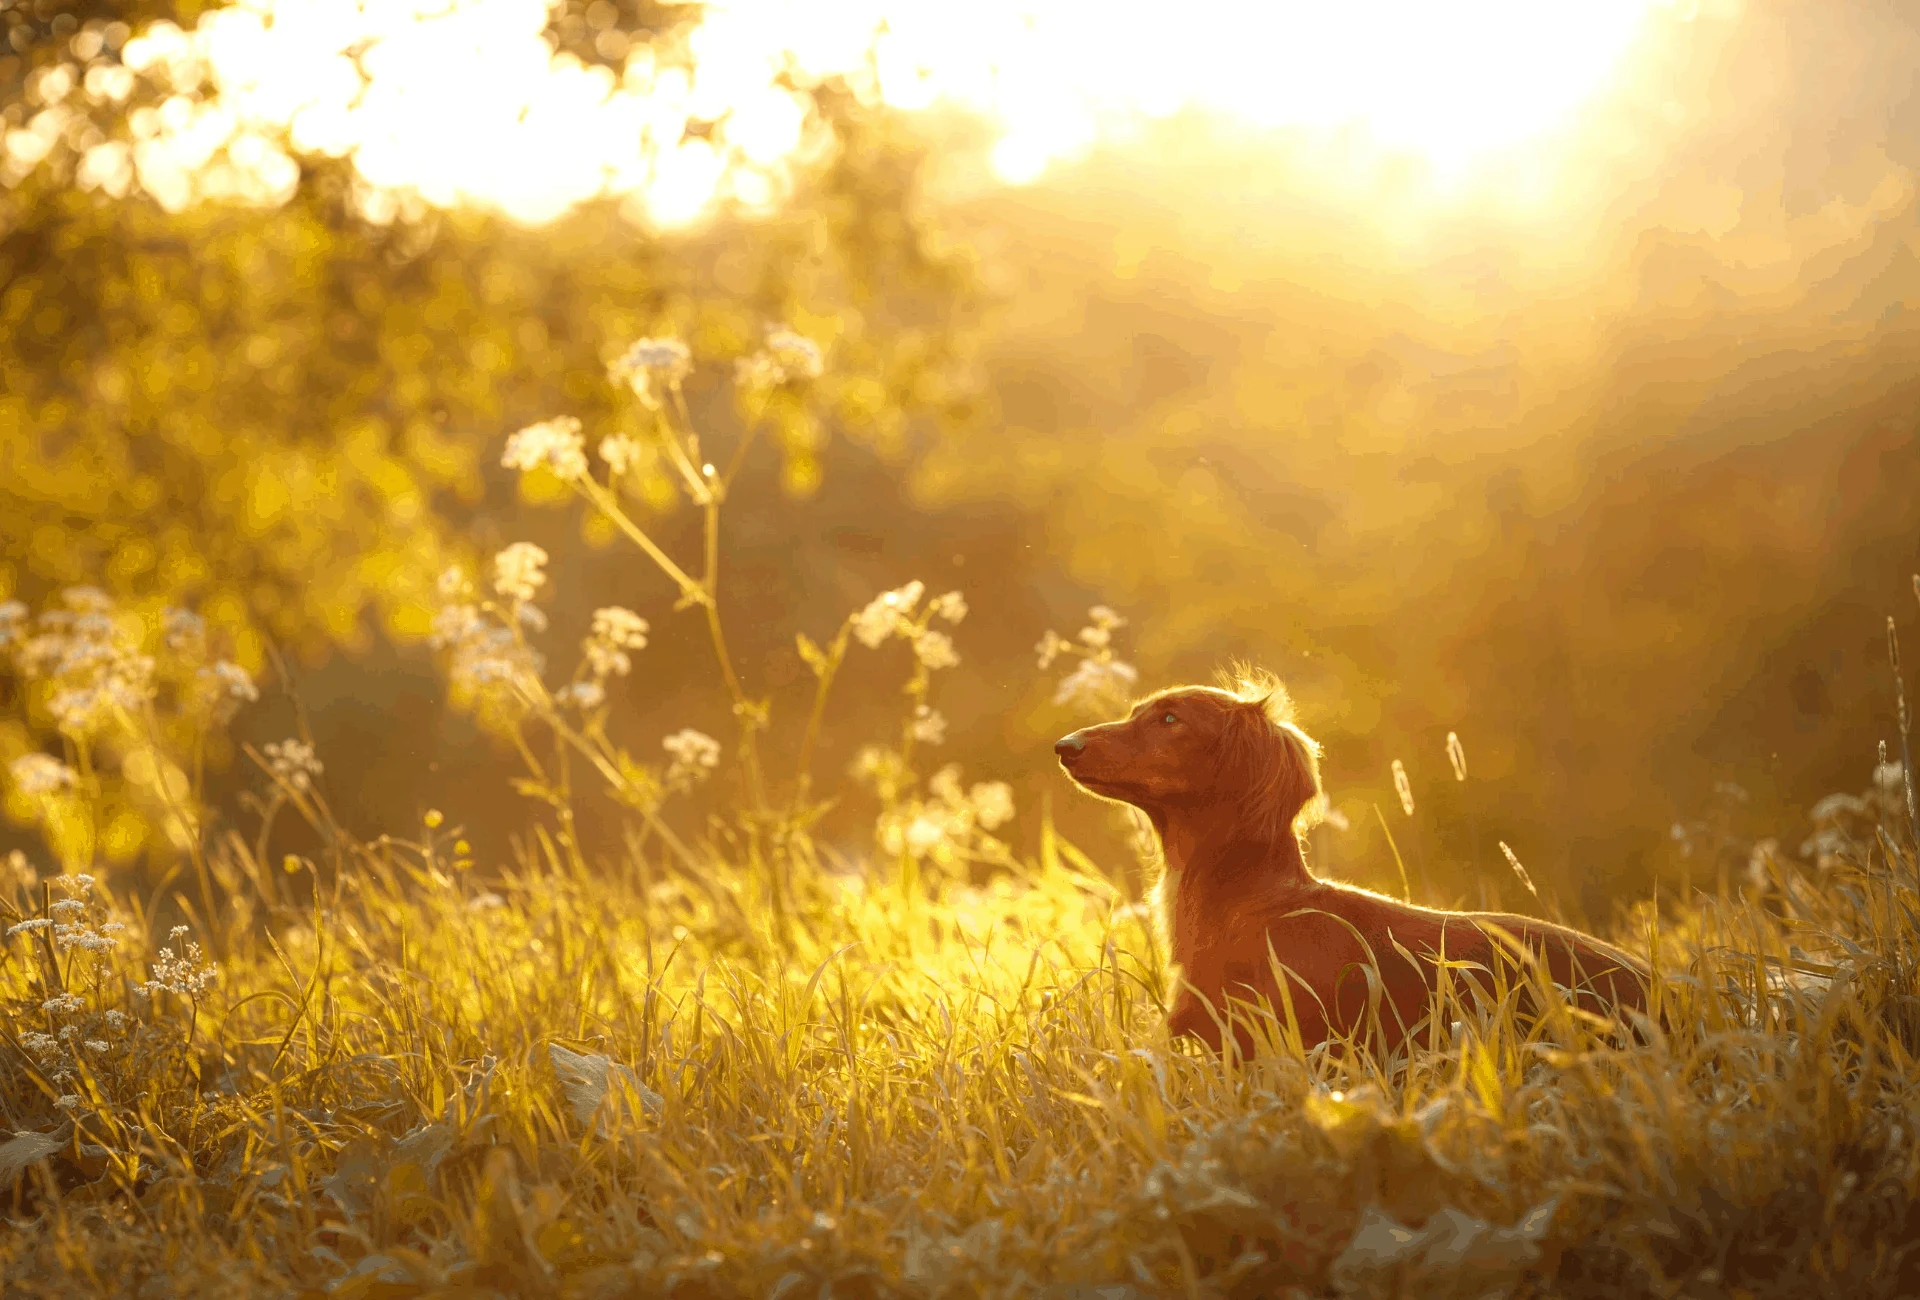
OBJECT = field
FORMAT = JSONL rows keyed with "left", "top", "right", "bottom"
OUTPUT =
{"left": 9, "top": 2, "right": 1920, "bottom": 1296}
{"left": 3, "top": 521, "right": 1920, "bottom": 1298}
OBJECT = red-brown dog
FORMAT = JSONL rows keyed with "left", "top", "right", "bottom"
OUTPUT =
{"left": 1055, "top": 672, "right": 1650, "bottom": 1056}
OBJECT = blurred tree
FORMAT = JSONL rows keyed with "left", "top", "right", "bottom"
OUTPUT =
{"left": 0, "top": 2, "right": 983, "bottom": 863}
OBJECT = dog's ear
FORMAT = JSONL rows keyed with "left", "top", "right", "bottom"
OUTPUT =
{"left": 1219, "top": 681, "right": 1322, "bottom": 840}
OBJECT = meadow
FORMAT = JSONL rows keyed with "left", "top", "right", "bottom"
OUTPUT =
{"left": 9, "top": 3, "right": 1920, "bottom": 1296}
{"left": 4, "top": 341, "right": 1920, "bottom": 1299}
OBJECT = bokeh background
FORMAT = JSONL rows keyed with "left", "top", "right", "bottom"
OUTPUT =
{"left": 3, "top": 0, "right": 1917, "bottom": 922}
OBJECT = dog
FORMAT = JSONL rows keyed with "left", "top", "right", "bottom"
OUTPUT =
{"left": 1054, "top": 671, "right": 1651, "bottom": 1056}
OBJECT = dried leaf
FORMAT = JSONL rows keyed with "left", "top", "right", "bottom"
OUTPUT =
{"left": 548, "top": 1042, "right": 662, "bottom": 1135}
{"left": 0, "top": 1130, "right": 63, "bottom": 1187}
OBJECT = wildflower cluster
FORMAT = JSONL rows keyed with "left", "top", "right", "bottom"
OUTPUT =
{"left": 1038, "top": 605, "right": 1139, "bottom": 714}
{"left": 4, "top": 872, "right": 140, "bottom": 1095}
{"left": 609, "top": 336, "right": 692, "bottom": 407}
{"left": 865, "top": 761, "right": 1017, "bottom": 869}
{"left": 262, "top": 739, "right": 324, "bottom": 794}
{"left": 1801, "top": 759, "right": 1913, "bottom": 869}
{"left": 2, "top": 590, "right": 261, "bottom": 865}
{"left": 431, "top": 560, "right": 549, "bottom": 713}
{"left": 2, "top": 586, "right": 155, "bottom": 736}
{"left": 10, "top": 752, "right": 76, "bottom": 798}
{"left": 853, "top": 580, "right": 966, "bottom": 663}
{"left": 583, "top": 607, "right": 650, "bottom": 682}
{"left": 501, "top": 416, "right": 589, "bottom": 483}
{"left": 735, "top": 328, "right": 825, "bottom": 392}
{"left": 662, "top": 728, "right": 723, "bottom": 790}
{"left": 162, "top": 606, "right": 259, "bottom": 722}
{"left": 140, "top": 924, "right": 219, "bottom": 1001}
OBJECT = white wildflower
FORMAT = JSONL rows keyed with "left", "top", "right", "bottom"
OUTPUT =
{"left": 592, "top": 607, "right": 650, "bottom": 649}
{"left": 599, "top": 433, "right": 644, "bottom": 477}
{"left": 610, "top": 337, "right": 692, "bottom": 403}
{"left": 55, "top": 874, "right": 92, "bottom": 894}
{"left": 84, "top": 1039, "right": 109, "bottom": 1053}
{"left": 852, "top": 580, "right": 925, "bottom": 650}
{"left": 912, "top": 629, "right": 959, "bottom": 671}
{"left": 263, "top": 739, "right": 324, "bottom": 793}
{"left": 738, "top": 328, "right": 825, "bottom": 389}
{"left": 437, "top": 566, "right": 472, "bottom": 600}
{"left": 48, "top": 898, "right": 84, "bottom": 919}
{"left": 970, "top": 781, "right": 1015, "bottom": 831}
{"left": 1035, "top": 630, "right": 1070, "bottom": 670}
{"left": 911, "top": 706, "right": 947, "bottom": 745}
{"left": 431, "top": 603, "right": 484, "bottom": 650}
{"left": 450, "top": 627, "right": 543, "bottom": 695}
{"left": 767, "top": 329, "right": 824, "bottom": 380}
{"left": 663, "top": 729, "right": 722, "bottom": 788}
{"left": 583, "top": 608, "right": 649, "bottom": 679}
{"left": 197, "top": 660, "right": 259, "bottom": 715}
{"left": 18, "top": 1031, "right": 57, "bottom": 1055}
{"left": 903, "top": 812, "right": 948, "bottom": 856}
{"left": 930, "top": 591, "right": 967, "bottom": 624}
{"left": 144, "top": 930, "right": 218, "bottom": 999}
{"left": 42, "top": 993, "right": 84, "bottom": 1014}
{"left": 502, "top": 416, "right": 588, "bottom": 482}
{"left": 517, "top": 603, "right": 548, "bottom": 634}
{"left": 1078, "top": 605, "right": 1126, "bottom": 649}
{"left": 556, "top": 680, "right": 606, "bottom": 711}
{"left": 1052, "top": 657, "right": 1139, "bottom": 712}
{"left": 492, "top": 543, "right": 549, "bottom": 603}
{"left": 54, "top": 1094, "right": 81, "bottom": 1113}
{"left": 55, "top": 923, "right": 114, "bottom": 953}
{"left": 7, "top": 918, "right": 52, "bottom": 936}
{"left": 104, "top": 1010, "right": 128, "bottom": 1030}
{"left": 10, "top": 753, "right": 76, "bottom": 797}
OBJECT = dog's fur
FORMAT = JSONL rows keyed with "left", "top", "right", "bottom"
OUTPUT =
{"left": 1055, "top": 671, "right": 1650, "bottom": 1056}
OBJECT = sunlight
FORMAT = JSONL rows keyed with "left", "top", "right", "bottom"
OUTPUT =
{"left": 117, "top": 0, "right": 1678, "bottom": 226}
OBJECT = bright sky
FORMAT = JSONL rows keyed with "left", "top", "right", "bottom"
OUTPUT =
{"left": 91, "top": 0, "right": 1682, "bottom": 227}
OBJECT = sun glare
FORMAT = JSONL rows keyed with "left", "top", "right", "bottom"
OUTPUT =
{"left": 110, "top": 0, "right": 1677, "bottom": 227}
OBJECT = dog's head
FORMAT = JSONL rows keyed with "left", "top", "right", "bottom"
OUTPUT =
{"left": 1054, "top": 668, "right": 1323, "bottom": 838}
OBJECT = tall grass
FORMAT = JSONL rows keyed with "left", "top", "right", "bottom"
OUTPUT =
{"left": 3, "top": 337, "right": 1920, "bottom": 1297}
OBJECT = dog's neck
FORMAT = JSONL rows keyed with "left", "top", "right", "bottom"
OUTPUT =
{"left": 1150, "top": 801, "right": 1315, "bottom": 961}
{"left": 1153, "top": 802, "right": 1313, "bottom": 885}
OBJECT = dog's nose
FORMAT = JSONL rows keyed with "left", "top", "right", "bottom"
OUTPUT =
{"left": 1054, "top": 732, "right": 1086, "bottom": 760}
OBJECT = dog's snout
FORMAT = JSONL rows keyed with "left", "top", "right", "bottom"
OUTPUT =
{"left": 1054, "top": 731, "right": 1087, "bottom": 761}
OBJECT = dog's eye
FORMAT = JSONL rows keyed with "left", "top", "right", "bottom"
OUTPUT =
{"left": 1162, "top": 712, "right": 1178, "bottom": 725}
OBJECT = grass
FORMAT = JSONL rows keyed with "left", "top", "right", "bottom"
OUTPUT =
{"left": 6, "top": 358, "right": 1920, "bottom": 1298}
{"left": 2, "top": 766, "right": 1920, "bottom": 1299}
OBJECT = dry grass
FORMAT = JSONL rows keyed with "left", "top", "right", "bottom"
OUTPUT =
{"left": 2, "top": 773, "right": 1919, "bottom": 1299}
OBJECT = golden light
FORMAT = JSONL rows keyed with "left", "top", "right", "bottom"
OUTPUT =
{"left": 99, "top": 0, "right": 1689, "bottom": 227}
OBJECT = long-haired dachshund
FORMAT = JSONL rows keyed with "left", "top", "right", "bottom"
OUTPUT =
{"left": 1055, "top": 671, "right": 1650, "bottom": 1056}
